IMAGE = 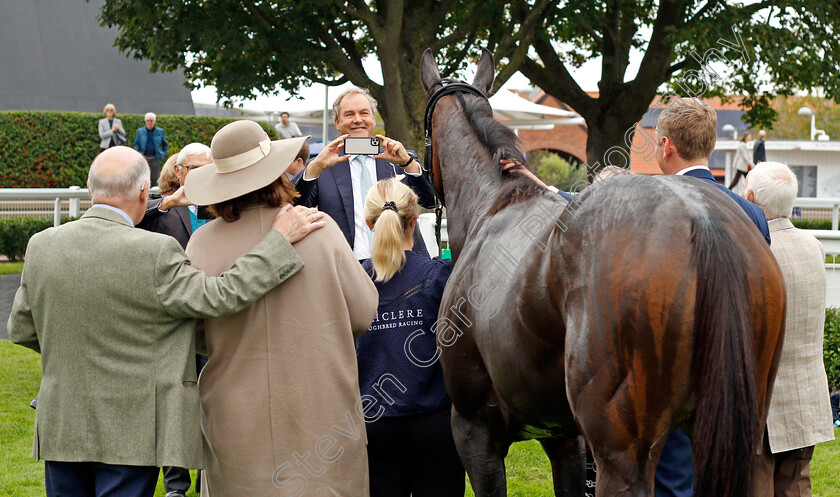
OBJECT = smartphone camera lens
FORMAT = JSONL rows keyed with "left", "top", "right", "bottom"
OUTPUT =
{"left": 371, "top": 138, "right": 380, "bottom": 146}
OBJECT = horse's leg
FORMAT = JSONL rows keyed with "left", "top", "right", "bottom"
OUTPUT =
{"left": 539, "top": 436, "right": 586, "bottom": 497}
{"left": 450, "top": 403, "right": 511, "bottom": 497}
{"left": 590, "top": 447, "right": 661, "bottom": 497}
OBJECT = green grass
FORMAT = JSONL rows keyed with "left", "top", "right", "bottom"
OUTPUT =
{"left": 0, "top": 262, "right": 23, "bottom": 275}
{"left": 1, "top": 339, "right": 838, "bottom": 496}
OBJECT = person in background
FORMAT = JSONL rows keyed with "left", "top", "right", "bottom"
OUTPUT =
{"left": 357, "top": 178, "right": 465, "bottom": 497}
{"left": 133, "top": 112, "right": 168, "bottom": 186}
{"left": 139, "top": 143, "right": 213, "bottom": 250}
{"left": 741, "top": 162, "right": 835, "bottom": 497}
{"left": 275, "top": 111, "right": 303, "bottom": 139}
{"left": 184, "top": 120, "right": 378, "bottom": 496}
{"left": 728, "top": 131, "right": 754, "bottom": 191}
{"left": 98, "top": 103, "right": 126, "bottom": 151}
{"left": 294, "top": 86, "right": 435, "bottom": 260}
{"left": 157, "top": 155, "right": 180, "bottom": 195}
{"left": 754, "top": 129, "right": 767, "bottom": 164}
{"left": 284, "top": 140, "right": 308, "bottom": 182}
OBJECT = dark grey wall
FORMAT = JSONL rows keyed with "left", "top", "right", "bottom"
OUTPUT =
{"left": 0, "top": 0, "right": 194, "bottom": 115}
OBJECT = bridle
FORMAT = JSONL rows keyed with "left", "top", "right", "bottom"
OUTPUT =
{"left": 423, "top": 78, "right": 488, "bottom": 250}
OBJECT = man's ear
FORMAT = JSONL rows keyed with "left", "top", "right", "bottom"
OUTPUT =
{"left": 140, "top": 180, "right": 150, "bottom": 203}
{"left": 87, "top": 181, "right": 93, "bottom": 200}
{"left": 745, "top": 188, "right": 755, "bottom": 203}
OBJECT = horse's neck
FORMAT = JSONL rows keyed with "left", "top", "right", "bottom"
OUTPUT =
{"left": 440, "top": 151, "right": 502, "bottom": 254}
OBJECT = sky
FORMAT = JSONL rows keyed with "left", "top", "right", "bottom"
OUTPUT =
{"left": 190, "top": 53, "right": 619, "bottom": 113}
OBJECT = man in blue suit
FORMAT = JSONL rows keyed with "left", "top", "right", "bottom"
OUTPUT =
{"left": 653, "top": 97, "right": 770, "bottom": 497}
{"left": 133, "top": 112, "right": 168, "bottom": 186}
{"left": 294, "top": 87, "right": 435, "bottom": 260}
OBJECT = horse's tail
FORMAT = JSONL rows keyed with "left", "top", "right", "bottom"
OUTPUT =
{"left": 689, "top": 215, "right": 759, "bottom": 497}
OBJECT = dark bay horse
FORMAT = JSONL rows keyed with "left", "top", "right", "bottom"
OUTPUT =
{"left": 420, "top": 49, "right": 786, "bottom": 497}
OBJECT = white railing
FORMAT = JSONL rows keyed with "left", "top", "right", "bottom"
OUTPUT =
{"left": 792, "top": 198, "right": 840, "bottom": 230}
{"left": 0, "top": 187, "right": 89, "bottom": 226}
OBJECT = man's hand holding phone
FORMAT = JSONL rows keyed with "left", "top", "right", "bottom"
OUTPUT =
{"left": 303, "top": 134, "right": 350, "bottom": 179}
{"left": 373, "top": 135, "right": 421, "bottom": 174}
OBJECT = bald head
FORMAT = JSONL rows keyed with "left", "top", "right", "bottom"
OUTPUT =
{"left": 88, "top": 147, "right": 150, "bottom": 224}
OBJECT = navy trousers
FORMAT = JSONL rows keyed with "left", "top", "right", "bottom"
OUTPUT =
{"left": 45, "top": 461, "right": 158, "bottom": 497}
{"left": 654, "top": 428, "right": 695, "bottom": 497}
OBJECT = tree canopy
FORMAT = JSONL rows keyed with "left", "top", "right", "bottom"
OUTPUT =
{"left": 515, "top": 1, "right": 840, "bottom": 168}
{"left": 97, "top": 0, "right": 552, "bottom": 151}
{"left": 97, "top": 1, "right": 840, "bottom": 170}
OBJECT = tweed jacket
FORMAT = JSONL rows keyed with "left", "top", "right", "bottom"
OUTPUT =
{"left": 186, "top": 205, "right": 378, "bottom": 497}
{"left": 767, "top": 218, "right": 835, "bottom": 452}
{"left": 8, "top": 206, "right": 304, "bottom": 468}
{"left": 98, "top": 117, "right": 126, "bottom": 149}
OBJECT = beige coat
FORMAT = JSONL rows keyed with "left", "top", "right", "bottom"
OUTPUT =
{"left": 767, "top": 218, "right": 835, "bottom": 452}
{"left": 8, "top": 206, "right": 303, "bottom": 468}
{"left": 186, "top": 205, "right": 378, "bottom": 497}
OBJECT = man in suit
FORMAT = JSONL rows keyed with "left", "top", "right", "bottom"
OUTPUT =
{"left": 754, "top": 129, "right": 767, "bottom": 164}
{"left": 653, "top": 97, "right": 771, "bottom": 497}
{"left": 137, "top": 141, "right": 212, "bottom": 497}
{"left": 294, "top": 86, "right": 435, "bottom": 260}
{"left": 742, "top": 162, "right": 835, "bottom": 497}
{"left": 8, "top": 146, "right": 324, "bottom": 497}
{"left": 139, "top": 142, "right": 212, "bottom": 249}
{"left": 133, "top": 112, "right": 169, "bottom": 186}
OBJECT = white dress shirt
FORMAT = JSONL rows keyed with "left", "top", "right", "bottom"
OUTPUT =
{"left": 349, "top": 155, "right": 378, "bottom": 260}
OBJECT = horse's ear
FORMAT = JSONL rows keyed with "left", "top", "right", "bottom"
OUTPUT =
{"left": 421, "top": 48, "right": 441, "bottom": 93}
{"left": 472, "top": 49, "right": 494, "bottom": 95}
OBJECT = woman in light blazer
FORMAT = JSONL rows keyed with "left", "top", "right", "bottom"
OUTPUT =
{"left": 98, "top": 103, "right": 126, "bottom": 150}
{"left": 728, "top": 131, "right": 754, "bottom": 190}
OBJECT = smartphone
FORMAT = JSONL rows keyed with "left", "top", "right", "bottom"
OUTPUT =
{"left": 344, "top": 136, "right": 381, "bottom": 155}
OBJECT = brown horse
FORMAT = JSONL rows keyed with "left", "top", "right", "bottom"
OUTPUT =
{"left": 420, "top": 49, "right": 786, "bottom": 497}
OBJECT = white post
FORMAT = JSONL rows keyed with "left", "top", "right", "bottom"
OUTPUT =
{"left": 53, "top": 197, "right": 61, "bottom": 227}
{"left": 323, "top": 84, "right": 329, "bottom": 147}
{"left": 69, "top": 186, "right": 80, "bottom": 218}
{"left": 833, "top": 203, "right": 839, "bottom": 231}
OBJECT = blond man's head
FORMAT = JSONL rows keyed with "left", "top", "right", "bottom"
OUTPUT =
{"left": 657, "top": 98, "right": 717, "bottom": 162}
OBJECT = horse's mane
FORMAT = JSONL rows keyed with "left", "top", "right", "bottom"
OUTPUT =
{"left": 456, "top": 94, "right": 545, "bottom": 216}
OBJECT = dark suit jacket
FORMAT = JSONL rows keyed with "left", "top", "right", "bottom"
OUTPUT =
{"left": 753, "top": 139, "right": 766, "bottom": 164}
{"left": 683, "top": 168, "right": 771, "bottom": 246}
{"left": 138, "top": 196, "right": 192, "bottom": 249}
{"left": 293, "top": 155, "right": 436, "bottom": 257}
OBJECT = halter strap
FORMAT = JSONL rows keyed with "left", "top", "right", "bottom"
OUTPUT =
{"left": 422, "top": 79, "right": 488, "bottom": 254}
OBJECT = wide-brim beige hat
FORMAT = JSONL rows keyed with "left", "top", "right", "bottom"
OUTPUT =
{"left": 184, "top": 119, "right": 308, "bottom": 205}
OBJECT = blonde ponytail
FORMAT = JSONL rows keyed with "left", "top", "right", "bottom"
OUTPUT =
{"left": 364, "top": 178, "right": 419, "bottom": 282}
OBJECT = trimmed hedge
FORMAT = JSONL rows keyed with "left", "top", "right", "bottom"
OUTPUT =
{"left": 792, "top": 219, "right": 832, "bottom": 230}
{"left": 0, "top": 111, "right": 277, "bottom": 188}
{"left": 825, "top": 308, "right": 840, "bottom": 392}
{"left": 0, "top": 217, "right": 76, "bottom": 261}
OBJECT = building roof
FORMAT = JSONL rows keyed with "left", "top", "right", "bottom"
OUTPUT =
{"left": 0, "top": 0, "right": 194, "bottom": 115}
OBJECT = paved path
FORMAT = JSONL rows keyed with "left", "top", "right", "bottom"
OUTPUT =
{"left": 0, "top": 274, "right": 21, "bottom": 340}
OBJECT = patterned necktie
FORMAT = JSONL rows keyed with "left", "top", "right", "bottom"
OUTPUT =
{"left": 355, "top": 156, "right": 375, "bottom": 247}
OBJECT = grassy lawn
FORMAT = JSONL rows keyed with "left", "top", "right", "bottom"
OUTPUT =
{"left": 1, "top": 339, "right": 838, "bottom": 496}
{"left": 0, "top": 262, "right": 23, "bottom": 275}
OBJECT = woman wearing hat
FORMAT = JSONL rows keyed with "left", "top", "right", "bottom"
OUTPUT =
{"left": 357, "top": 179, "right": 464, "bottom": 497}
{"left": 184, "top": 120, "right": 379, "bottom": 496}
